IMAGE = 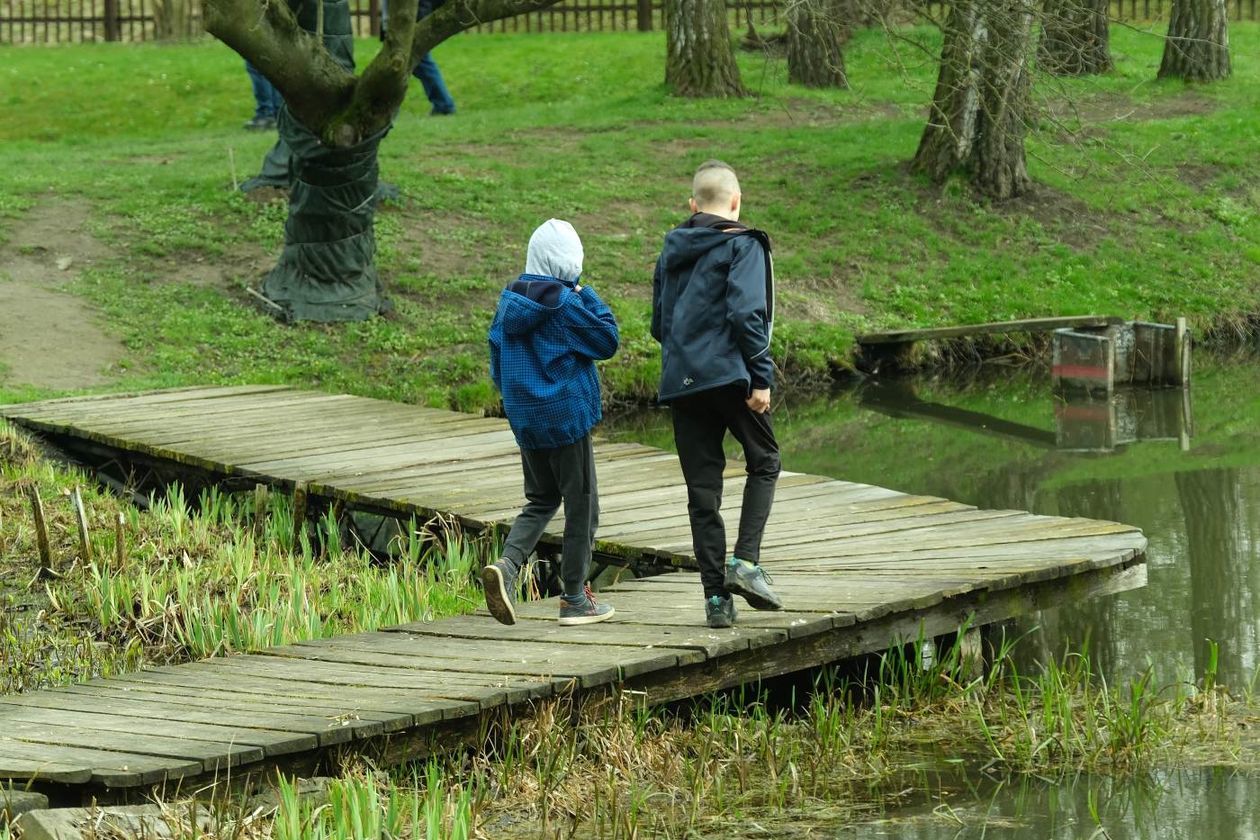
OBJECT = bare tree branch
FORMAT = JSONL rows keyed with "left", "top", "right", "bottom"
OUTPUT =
{"left": 335, "top": 0, "right": 421, "bottom": 144}
{"left": 410, "top": 0, "right": 560, "bottom": 66}
{"left": 203, "top": 0, "right": 356, "bottom": 132}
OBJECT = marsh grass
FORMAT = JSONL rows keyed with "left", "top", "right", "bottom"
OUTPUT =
{"left": 1, "top": 420, "right": 491, "bottom": 693}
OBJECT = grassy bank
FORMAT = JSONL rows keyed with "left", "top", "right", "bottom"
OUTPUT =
{"left": 1, "top": 26, "right": 1258, "bottom": 408}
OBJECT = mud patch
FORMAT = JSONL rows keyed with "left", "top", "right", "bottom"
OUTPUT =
{"left": 0, "top": 196, "right": 127, "bottom": 390}
{"left": 2, "top": 195, "right": 112, "bottom": 281}
{"left": 0, "top": 283, "right": 126, "bottom": 389}
{"left": 993, "top": 183, "right": 1113, "bottom": 250}
{"left": 149, "top": 246, "right": 274, "bottom": 290}
{"left": 1045, "top": 89, "right": 1218, "bottom": 128}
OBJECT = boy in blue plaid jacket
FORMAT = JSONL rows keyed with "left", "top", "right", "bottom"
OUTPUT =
{"left": 483, "top": 219, "right": 620, "bottom": 627}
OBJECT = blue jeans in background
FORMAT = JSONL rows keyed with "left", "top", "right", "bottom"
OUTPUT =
{"left": 413, "top": 52, "right": 456, "bottom": 114}
{"left": 245, "top": 62, "right": 283, "bottom": 119}
{"left": 382, "top": 0, "right": 457, "bottom": 115}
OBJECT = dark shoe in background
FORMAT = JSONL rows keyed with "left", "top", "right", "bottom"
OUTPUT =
{"left": 706, "top": 594, "right": 736, "bottom": 628}
{"left": 559, "top": 584, "right": 614, "bottom": 626}
{"left": 243, "top": 114, "right": 277, "bottom": 131}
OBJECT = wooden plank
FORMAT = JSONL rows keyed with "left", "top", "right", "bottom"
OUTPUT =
{"left": 384, "top": 613, "right": 787, "bottom": 659}
{"left": 0, "top": 385, "right": 293, "bottom": 419}
{"left": 0, "top": 739, "right": 201, "bottom": 786}
{"left": 15, "top": 391, "right": 352, "bottom": 431}
{"left": 858, "top": 315, "right": 1125, "bottom": 346}
{"left": 184, "top": 656, "right": 562, "bottom": 707}
{"left": 271, "top": 643, "right": 610, "bottom": 689}
{"left": 108, "top": 670, "right": 467, "bottom": 726}
{"left": 0, "top": 704, "right": 314, "bottom": 761}
{"left": 292, "top": 632, "right": 703, "bottom": 679}
{"left": 139, "top": 406, "right": 482, "bottom": 451}
{"left": 1, "top": 715, "right": 251, "bottom": 773}
{"left": 38, "top": 685, "right": 373, "bottom": 744}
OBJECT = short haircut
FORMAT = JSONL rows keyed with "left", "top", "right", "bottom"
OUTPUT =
{"left": 692, "top": 160, "right": 740, "bottom": 208}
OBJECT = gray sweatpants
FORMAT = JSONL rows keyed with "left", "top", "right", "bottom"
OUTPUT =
{"left": 501, "top": 435, "right": 599, "bottom": 599}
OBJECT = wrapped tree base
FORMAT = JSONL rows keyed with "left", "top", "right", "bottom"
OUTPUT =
{"left": 257, "top": 111, "right": 393, "bottom": 322}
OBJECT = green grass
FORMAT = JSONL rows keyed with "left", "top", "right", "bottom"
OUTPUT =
{"left": 1, "top": 26, "right": 1258, "bottom": 407}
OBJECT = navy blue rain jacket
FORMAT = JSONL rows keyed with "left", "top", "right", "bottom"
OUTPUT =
{"left": 651, "top": 213, "right": 775, "bottom": 403}
{"left": 489, "top": 275, "right": 620, "bottom": 450}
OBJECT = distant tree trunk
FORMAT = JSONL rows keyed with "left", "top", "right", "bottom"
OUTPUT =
{"left": 787, "top": 0, "right": 849, "bottom": 88}
{"left": 839, "top": 0, "right": 893, "bottom": 31}
{"left": 1158, "top": 0, "right": 1231, "bottom": 81}
{"left": 1037, "top": 0, "right": 1111, "bottom": 76}
{"left": 665, "top": 0, "right": 745, "bottom": 97}
{"left": 912, "top": 0, "right": 1034, "bottom": 201}
{"left": 152, "top": 0, "right": 196, "bottom": 40}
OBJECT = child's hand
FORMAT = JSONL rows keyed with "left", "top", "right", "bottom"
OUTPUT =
{"left": 746, "top": 388, "right": 770, "bottom": 414}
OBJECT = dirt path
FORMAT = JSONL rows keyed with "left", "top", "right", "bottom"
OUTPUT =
{"left": 0, "top": 196, "right": 127, "bottom": 391}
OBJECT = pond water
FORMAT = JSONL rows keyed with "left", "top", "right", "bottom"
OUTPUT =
{"left": 605, "top": 349, "right": 1260, "bottom": 838}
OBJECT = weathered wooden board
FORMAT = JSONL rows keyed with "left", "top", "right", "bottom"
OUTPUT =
{"left": 858, "top": 315, "right": 1125, "bottom": 346}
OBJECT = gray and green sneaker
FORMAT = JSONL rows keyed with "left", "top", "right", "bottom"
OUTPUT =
{"left": 482, "top": 559, "right": 519, "bottom": 625}
{"left": 706, "top": 594, "right": 736, "bottom": 628}
{"left": 723, "top": 557, "right": 783, "bottom": 611}
{"left": 559, "top": 585, "right": 615, "bottom": 626}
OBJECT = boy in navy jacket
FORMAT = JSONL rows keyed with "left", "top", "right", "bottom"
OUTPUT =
{"left": 484, "top": 219, "right": 619, "bottom": 627}
{"left": 651, "top": 161, "right": 784, "bottom": 628}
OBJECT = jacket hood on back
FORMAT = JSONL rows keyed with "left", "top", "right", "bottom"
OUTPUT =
{"left": 661, "top": 213, "right": 751, "bottom": 271}
{"left": 499, "top": 275, "right": 570, "bottom": 337}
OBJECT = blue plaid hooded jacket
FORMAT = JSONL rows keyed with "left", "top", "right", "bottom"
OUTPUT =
{"left": 489, "top": 221, "right": 619, "bottom": 450}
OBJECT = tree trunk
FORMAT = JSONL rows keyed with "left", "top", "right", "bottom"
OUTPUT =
{"left": 839, "top": 0, "right": 893, "bottom": 31}
{"left": 246, "top": 0, "right": 396, "bottom": 321}
{"left": 1159, "top": 0, "right": 1230, "bottom": 82}
{"left": 786, "top": 0, "right": 848, "bottom": 88}
{"left": 1037, "top": 0, "right": 1111, "bottom": 76}
{"left": 152, "top": 0, "right": 196, "bottom": 40}
{"left": 205, "top": 0, "right": 557, "bottom": 322}
{"left": 665, "top": 0, "right": 745, "bottom": 97}
{"left": 912, "top": 0, "right": 1034, "bottom": 201}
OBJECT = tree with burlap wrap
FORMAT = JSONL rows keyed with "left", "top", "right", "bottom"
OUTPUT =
{"left": 203, "top": 0, "right": 560, "bottom": 322}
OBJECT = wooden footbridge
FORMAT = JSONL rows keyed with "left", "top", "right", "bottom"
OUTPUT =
{"left": 0, "top": 387, "right": 1148, "bottom": 802}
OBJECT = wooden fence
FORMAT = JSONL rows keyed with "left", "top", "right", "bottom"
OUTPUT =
{"left": 1, "top": 0, "right": 1257, "bottom": 44}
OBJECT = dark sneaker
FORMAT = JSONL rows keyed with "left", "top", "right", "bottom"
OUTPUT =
{"left": 723, "top": 557, "right": 783, "bottom": 611}
{"left": 243, "top": 114, "right": 277, "bottom": 131}
{"left": 482, "top": 559, "right": 519, "bottom": 625}
{"left": 558, "top": 585, "right": 614, "bottom": 626}
{"left": 706, "top": 594, "right": 736, "bottom": 628}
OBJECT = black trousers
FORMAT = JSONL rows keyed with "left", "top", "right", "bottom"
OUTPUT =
{"left": 502, "top": 435, "right": 599, "bottom": 599}
{"left": 670, "top": 384, "right": 781, "bottom": 599}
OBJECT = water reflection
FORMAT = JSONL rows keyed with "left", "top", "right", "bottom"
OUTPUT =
{"left": 846, "top": 768, "right": 1260, "bottom": 839}
{"left": 606, "top": 353, "right": 1260, "bottom": 837}
{"left": 605, "top": 353, "right": 1260, "bottom": 690}
{"left": 855, "top": 378, "right": 1193, "bottom": 454}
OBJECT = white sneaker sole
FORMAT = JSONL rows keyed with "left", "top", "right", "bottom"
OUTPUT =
{"left": 558, "top": 605, "right": 615, "bottom": 626}
{"left": 481, "top": 565, "right": 516, "bottom": 625}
